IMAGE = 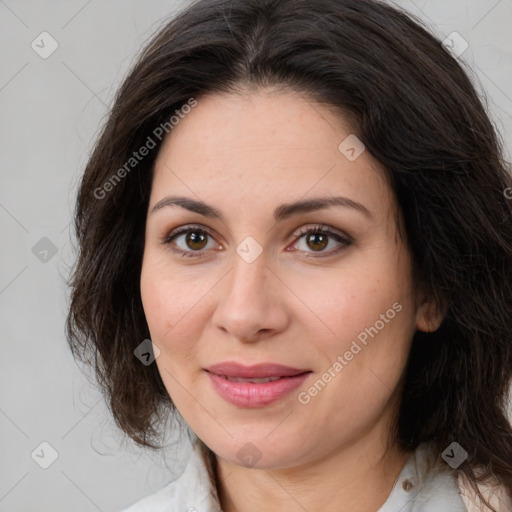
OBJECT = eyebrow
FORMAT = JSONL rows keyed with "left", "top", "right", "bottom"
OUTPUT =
{"left": 150, "top": 195, "right": 372, "bottom": 222}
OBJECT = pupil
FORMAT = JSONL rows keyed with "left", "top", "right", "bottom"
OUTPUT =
{"left": 308, "top": 233, "right": 328, "bottom": 251}
{"left": 187, "top": 231, "right": 207, "bottom": 250}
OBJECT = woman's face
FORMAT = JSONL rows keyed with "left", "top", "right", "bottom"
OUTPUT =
{"left": 140, "top": 89, "right": 434, "bottom": 469}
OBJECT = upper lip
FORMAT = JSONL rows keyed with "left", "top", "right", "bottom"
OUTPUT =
{"left": 205, "top": 362, "right": 311, "bottom": 378}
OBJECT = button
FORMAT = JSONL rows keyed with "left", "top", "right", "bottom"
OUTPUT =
{"left": 402, "top": 479, "right": 414, "bottom": 491}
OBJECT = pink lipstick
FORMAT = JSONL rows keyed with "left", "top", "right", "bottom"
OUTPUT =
{"left": 205, "top": 362, "right": 312, "bottom": 407}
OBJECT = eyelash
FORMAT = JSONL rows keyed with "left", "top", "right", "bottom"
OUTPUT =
{"left": 161, "top": 224, "right": 352, "bottom": 259}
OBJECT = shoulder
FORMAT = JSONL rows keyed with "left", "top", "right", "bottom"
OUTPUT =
{"left": 118, "top": 480, "right": 177, "bottom": 512}
{"left": 396, "top": 441, "right": 511, "bottom": 512}
{"left": 412, "top": 441, "right": 512, "bottom": 512}
{"left": 457, "top": 468, "right": 512, "bottom": 512}
{"left": 117, "top": 440, "right": 221, "bottom": 512}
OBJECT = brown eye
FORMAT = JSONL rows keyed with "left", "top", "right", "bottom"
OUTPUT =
{"left": 162, "top": 225, "right": 218, "bottom": 258}
{"left": 292, "top": 225, "right": 352, "bottom": 256}
{"left": 305, "top": 232, "right": 329, "bottom": 252}
{"left": 185, "top": 231, "right": 208, "bottom": 250}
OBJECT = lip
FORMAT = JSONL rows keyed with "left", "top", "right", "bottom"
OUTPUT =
{"left": 204, "top": 362, "right": 312, "bottom": 407}
{"left": 205, "top": 362, "right": 311, "bottom": 378}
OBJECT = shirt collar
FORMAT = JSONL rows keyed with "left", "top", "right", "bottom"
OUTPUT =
{"left": 121, "top": 439, "right": 468, "bottom": 512}
{"left": 376, "top": 440, "right": 468, "bottom": 511}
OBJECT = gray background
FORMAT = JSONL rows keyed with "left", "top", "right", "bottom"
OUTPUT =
{"left": 1, "top": 1, "right": 511, "bottom": 511}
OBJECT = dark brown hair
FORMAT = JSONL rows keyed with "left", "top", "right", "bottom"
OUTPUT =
{"left": 65, "top": 0, "right": 512, "bottom": 509}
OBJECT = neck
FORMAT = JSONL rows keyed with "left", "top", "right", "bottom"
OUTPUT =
{"left": 213, "top": 438, "right": 413, "bottom": 512}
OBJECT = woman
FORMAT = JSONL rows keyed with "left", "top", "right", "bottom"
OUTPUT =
{"left": 65, "top": 0, "right": 512, "bottom": 510}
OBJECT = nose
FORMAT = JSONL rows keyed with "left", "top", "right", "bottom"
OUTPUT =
{"left": 211, "top": 251, "right": 289, "bottom": 343}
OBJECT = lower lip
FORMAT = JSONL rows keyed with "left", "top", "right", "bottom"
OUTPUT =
{"left": 206, "top": 371, "right": 311, "bottom": 407}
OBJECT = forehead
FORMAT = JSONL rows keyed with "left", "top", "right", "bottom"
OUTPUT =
{"left": 151, "top": 90, "right": 391, "bottom": 217}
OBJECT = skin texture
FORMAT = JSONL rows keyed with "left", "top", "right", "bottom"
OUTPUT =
{"left": 140, "top": 88, "right": 442, "bottom": 512}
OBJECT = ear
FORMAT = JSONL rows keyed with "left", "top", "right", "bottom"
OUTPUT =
{"left": 415, "top": 297, "right": 444, "bottom": 333}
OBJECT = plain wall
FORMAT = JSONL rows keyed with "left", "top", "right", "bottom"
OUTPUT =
{"left": 0, "top": 0, "right": 511, "bottom": 510}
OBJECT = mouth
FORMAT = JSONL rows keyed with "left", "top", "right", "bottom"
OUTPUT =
{"left": 215, "top": 375, "right": 285, "bottom": 383}
{"left": 204, "top": 361, "right": 311, "bottom": 379}
{"left": 204, "top": 362, "right": 312, "bottom": 407}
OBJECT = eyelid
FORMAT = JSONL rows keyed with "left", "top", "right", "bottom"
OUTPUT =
{"left": 161, "top": 223, "right": 220, "bottom": 258}
{"left": 292, "top": 224, "right": 353, "bottom": 244}
{"left": 161, "top": 223, "right": 352, "bottom": 258}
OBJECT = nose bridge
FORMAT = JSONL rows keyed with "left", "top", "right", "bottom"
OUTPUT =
{"left": 224, "top": 228, "right": 269, "bottom": 296}
{"left": 212, "top": 243, "right": 286, "bottom": 340}
{"left": 225, "top": 246, "right": 269, "bottom": 306}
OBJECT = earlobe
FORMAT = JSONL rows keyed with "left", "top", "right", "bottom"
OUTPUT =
{"left": 416, "top": 299, "right": 444, "bottom": 333}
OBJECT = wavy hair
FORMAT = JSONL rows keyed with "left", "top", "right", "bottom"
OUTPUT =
{"left": 65, "top": 0, "right": 512, "bottom": 509}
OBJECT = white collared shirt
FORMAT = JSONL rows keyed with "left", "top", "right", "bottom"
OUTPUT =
{"left": 119, "top": 440, "right": 473, "bottom": 512}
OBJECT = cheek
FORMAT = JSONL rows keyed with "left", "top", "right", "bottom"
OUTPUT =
{"left": 140, "top": 250, "right": 180, "bottom": 329}
{"left": 140, "top": 263, "right": 204, "bottom": 404}
{"left": 140, "top": 274, "right": 174, "bottom": 339}
{"left": 140, "top": 256, "right": 214, "bottom": 360}
{"left": 293, "top": 260, "right": 413, "bottom": 357}
{"left": 302, "top": 280, "right": 413, "bottom": 439}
